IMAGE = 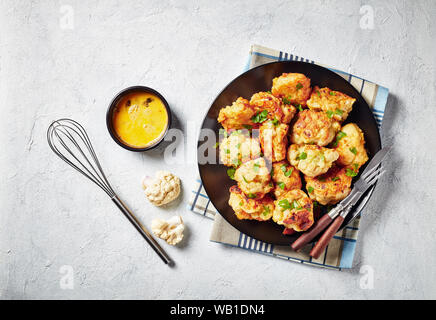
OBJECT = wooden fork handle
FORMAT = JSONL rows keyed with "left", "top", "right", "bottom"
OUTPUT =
{"left": 291, "top": 214, "right": 333, "bottom": 251}
{"left": 310, "top": 216, "right": 345, "bottom": 259}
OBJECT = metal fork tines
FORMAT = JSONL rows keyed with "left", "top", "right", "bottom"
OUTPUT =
{"left": 354, "top": 165, "right": 386, "bottom": 192}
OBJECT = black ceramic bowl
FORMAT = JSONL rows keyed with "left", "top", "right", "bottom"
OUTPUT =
{"left": 106, "top": 86, "right": 172, "bottom": 151}
{"left": 197, "top": 61, "right": 381, "bottom": 245}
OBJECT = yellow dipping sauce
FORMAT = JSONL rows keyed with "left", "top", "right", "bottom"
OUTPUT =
{"left": 112, "top": 91, "right": 168, "bottom": 148}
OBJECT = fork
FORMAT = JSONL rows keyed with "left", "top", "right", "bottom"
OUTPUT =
{"left": 309, "top": 165, "right": 386, "bottom": 259}
{"left": 291, "top": 145, "right": 391, "bottom": 255}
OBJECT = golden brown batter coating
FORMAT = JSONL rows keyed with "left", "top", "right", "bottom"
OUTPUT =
{"left": 304, "top": 165, "right": 352, "bottom": 205}
{"left": 234, "top": 158, "right": 273, "bottom": 199}
{"left": 307, "top": 86, "right": 356, "bottom": 122}
{"left": 259, "top": 121, "right": 289, "bottom": 162}
{"left": 271, "top": 73, "right": 312, "bottom": 106}
{"left": 229, "top": 185, "right": 274, "bottom": 221}
{"left": 273, "top": 189, "right": 314, "bottom": 232}
{"left": 291, "top": 109, "right": 341, "bottom": 147}
{"left": 250, "top": 92, "right": 296, "bottom": 124}
{"left": 334, "top": 123, "right": 369, "bottom": 169}
{"left": 218, "top": 97, "right": 256, "bottom": 130}
{"left": 219, "top": 131, "right": 261, "bottom": 167}
{"left": 288, "top": 144, "right": 339, "bottom": 177}
{"left": 271, "top": 161, "right": 302, "bottom": 198}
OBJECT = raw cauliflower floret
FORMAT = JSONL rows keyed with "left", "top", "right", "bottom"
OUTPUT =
{"left": 219, "top": 131, "right": 261, "bottom": 167}
{"left": 228, "top": 185, "right": 274, "bottom": 221}
{"left": 271, "top": 73, "right": 312, "bottom": 106}
{"left": 142, "top": 171, "right": 181, "bottom": 206}
{"left": 259, "top": 120, "right": 289, "bottom": 162}
{"left": 287, "top": 144, "right": 339, "bottom": 177}
{"left": 234, "top": 158, "right": 273, "bottom": 199}
{"left": 307, "top": 86, "right": 356, "bottom": 122}
{"left": 334, "top": 123, "right": 369, "bottom": 169}
{"left": 217, "top": 97, "right": 256, "bottom": 130}
{"left": 291, "top": 109, "right": 340, "bottom": 147}
{"left": 151, "top": 216, "right": 184, "bottom": 245}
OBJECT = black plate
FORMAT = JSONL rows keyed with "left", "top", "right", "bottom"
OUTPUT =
{"left": 198, "top": 61, "right": 381, "bottom": 245}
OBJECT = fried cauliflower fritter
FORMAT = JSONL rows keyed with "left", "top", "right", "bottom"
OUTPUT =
{"left": 307, "top": 86, "right": 356, "bottom": 122}
{"left": 273, "top": 189, "right": 314, "bottom": 232}
{"left": 288, "top": 144, "right": 339, "bottom": 177}
{"left": 304, "top": 165, "right": 352, "bottom": 205}
{"left": 271, "top": 73, "right": 312, "bottom": 106}
{"left": 259, "top": 121, "right": 289, "bottom": 162}
{"left": 229, "top": 185, "right": 274, "bottom": 221}
{"left": 234, "top": 158, "right": 273, "bottom": 199}
{"left": 271, "top": 161, "right": 302, "bottom": 198}
{"left": 218, "top": 97, "right": 256, "bottom": 130}
{"left": 250, "top": 92, "right": 296, "bottom": 124}
{"left": 219, "top": 131, "right": 261, "bottom": 167}
{"left": 334, "top": 123, "right": 369, "bottom": 169}
{"left": 291, "top": 109, "right": 341, "bottom": 147}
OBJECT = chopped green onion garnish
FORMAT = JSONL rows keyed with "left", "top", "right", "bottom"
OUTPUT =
{"left": 232, "top": 158, "right": 242, "bottom": 166}
{"left": 330, "top": 91, "right": 336, "bottom": 96}
{"left": 296, "top": 104, "right": 303, "bottom": 111}
{"left": 307, "top": 186, "right": 314, "bottom": 193}
{"left": 291, "top": 200, "right": 302, "bottom": 210}
{"left": 333, "top": 131, "right": 347, "bottom": 147}
{"left": 247, "top": 193, "right": 257, "bottom": 199}
{"left": 326, "top": 110, "right": 334, "bottom": 118}
{"left": 272, "top": 118, "right": 280, "bottom": 126}
{"left": 239, "top": 201, "right": 243, "bottom": 206}
{"left": 278, "top": 182, "right": 285, "bottom": 190}
{"left": 281, "top": 164, "right": 287, "bottom": 172}
{"left": 296, "top": 83, "right": 303, "bottom": 90}
{"left": 227, "top": 168, "right": 236, "bottom": 180}
{"left": 243, "top": 175, "right": 249, "bottom": 183}
{"left": 262, "top": 205, "right": 270, "bottom": 216}
{"left": 225, "top": 149, "right": 230, "bottom": 154}
{"left": 213, "top": 142, "right": 219, "bottom": 148}
{"left": 219, "top": 128, "right": 228, "bottom": 138}
{"left": 349, "top": 147, "right": 357, "bottom": 155}
{"left": 242, "top": 124, "right": 252, "bottom": 130}
{"left": 285, "top": 168, "right": 294, "bottom": 177}
{"left": 253, "top": 163, "right": 260, "bottom": 172}
{"left": 278, "top": 199, "right": 291, "bottom": 210}
{"left": 251, "top": 110, "right": 269, "bottom": 123}
{"left": 298, "top": 152, "right": 307, "bottom": 160}
{"left": 334, "top": 108, "right": 343, "bottom": 115}
{"left": 282, "top": 97, "right": 292, "bottom": 105}
{"left": 332, "top": 177, "right": 340, "bottom": 181}
{"left": 316, "top": 90, "right": 321, "bottom": 97}
{"left": 345, "top": 168, "right": 358, "bottom": 177}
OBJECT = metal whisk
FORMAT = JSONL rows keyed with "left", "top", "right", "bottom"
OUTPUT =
{"left": 47, "top": 118, "right": 173, "bottom": 265}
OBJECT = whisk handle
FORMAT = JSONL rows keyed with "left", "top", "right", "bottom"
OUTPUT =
{"left": 111, "top": 196, "right": 173, "bottom": 265}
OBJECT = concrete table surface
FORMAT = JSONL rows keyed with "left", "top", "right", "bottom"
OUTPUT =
{"left": 1, "top": 0, "right": 435, "bottom": 299}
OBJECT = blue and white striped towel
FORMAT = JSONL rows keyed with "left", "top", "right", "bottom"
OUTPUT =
{"left": 189, "top": 44, "right": 389, "bottom": 270}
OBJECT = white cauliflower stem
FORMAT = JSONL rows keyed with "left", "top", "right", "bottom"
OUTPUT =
{"left": 142, "top": 171, "right": 181, "bottom": 206}
{"left": 151, "top": 216, "right": 184, "bottom": 245}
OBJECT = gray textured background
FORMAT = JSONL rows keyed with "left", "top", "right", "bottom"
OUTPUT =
{"left": 1, "top": 0, "right": 435, "bottom": 299}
